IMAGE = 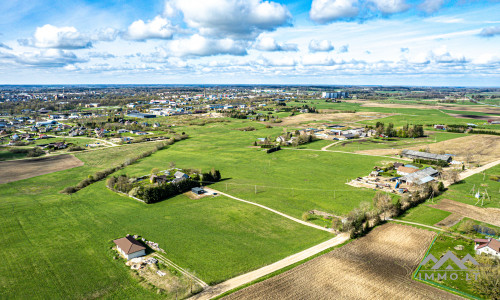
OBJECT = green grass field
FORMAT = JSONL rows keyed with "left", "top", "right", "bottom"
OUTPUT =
{"left": 0, "top": 132, "right": 333, "bottom": 298}
{"left": 1, "top": 110, "right": 496, "bottom": 299}
{"left": 397, "top": 205, "right": 452, "bottom": 226}
{"left": 434, "top": 164, "right": 500, "bottom": 209}
{"left": 0, "top": 149, "right": 28, "bottom": 161}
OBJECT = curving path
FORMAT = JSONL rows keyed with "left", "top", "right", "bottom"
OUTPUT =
{"left": 190, "top": 233, "right": 349, "bottom": 300}
{"left": 205, "top": 188, "right": 332, "bottom": 233}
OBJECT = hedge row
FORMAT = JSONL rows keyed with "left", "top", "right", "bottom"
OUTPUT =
{"left": 60, "top": 140, "right": 174, "bottom": 194}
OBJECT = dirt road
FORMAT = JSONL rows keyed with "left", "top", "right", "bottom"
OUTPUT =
{"left": 190, "top": 233, "right": 349, "bottom": 300}
{"left": 224, "top": 223, "right": 460, "bottom": 300}
{"left": 205, "top": 188, "right": 332, "bottom": 233}
{"left": 430, "top": 199, "right": 500, "bottom": 227}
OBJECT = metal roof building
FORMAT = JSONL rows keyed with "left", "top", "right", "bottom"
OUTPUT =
{"left": 401, "top": 149, "right": 452, "bottom": 162}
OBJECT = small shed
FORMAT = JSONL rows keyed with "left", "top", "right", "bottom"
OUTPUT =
{"left": 192, "top": 187, "right": 206, "bottom": 195}
{"left": 113, "top": 236, "right": 146, "bottom": 260}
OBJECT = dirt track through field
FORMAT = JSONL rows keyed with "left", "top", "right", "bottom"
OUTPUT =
{"left": 430, "top": 199, "right": 500, "bottom": 227}
{"left": 224, "top": 223, "right": 461, "bottom": 300}
{"left": 0, "top": 154, "right": 84, "bottom": 184}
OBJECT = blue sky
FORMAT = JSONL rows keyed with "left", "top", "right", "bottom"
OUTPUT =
{"left": 0, "top": 0, "right": 499, "bottom": 86}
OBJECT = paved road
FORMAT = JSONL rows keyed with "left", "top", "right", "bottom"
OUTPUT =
{"left": 190, "top": 233, "right": 349, "bottom": 300}
{"left": 205, "top": 188, "right": 332, "bottom": 233}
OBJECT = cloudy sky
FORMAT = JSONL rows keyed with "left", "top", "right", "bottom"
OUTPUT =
{"left": 1, "top": 0, "right": 499, "bottom": 86}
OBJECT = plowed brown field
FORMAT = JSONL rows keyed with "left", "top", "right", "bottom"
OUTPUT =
{"left": 224, "top": 223, "right": 461, "bottom": 300}
{"left": 0, "top": 154, "right": 84, "bottom": 184}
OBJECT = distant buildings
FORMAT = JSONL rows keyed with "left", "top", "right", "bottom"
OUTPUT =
{"left": 322, "top": 91, "right": 349, "bottom": 99}
{"left": 127, "top": 112, "right": 156, "bottom": 119}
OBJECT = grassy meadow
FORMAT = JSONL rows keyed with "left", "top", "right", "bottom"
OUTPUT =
{"left": 0, "top": 127, "right": 334, "bottom": 298}
{"left": 1, "top": 104, "right": 496, "bottom": 299}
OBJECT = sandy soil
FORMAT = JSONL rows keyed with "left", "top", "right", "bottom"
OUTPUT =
{"left": 224, "top": 223, "right": 459, "bottom": 300}
{"left": 430, "top": 199, "right": 500, "bottom": 227}
{"left": 358, "top": 135, "right": 500, "bottom": 164}
{"left": 0, "top": 154, "right": 84, "bottom": 184}
{"left": 271, "top": 112, "right": 393, "bottom": 127}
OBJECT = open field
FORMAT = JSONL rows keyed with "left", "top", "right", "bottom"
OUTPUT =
{"left": 0, "top": 154, "right": 84, "bottom": 184}
{"left": 2, "top": 111, "right": 497, "bottom": 298}
{"left": 397, "top": 205, "right": 452, "bottom": 226}
{"left": 275, "top": 111, "right": 392, "bottom": 126}
{"left": 434, "top": 163, "right": 500, "bottom": 209}
{"left": 355, "top": 100, "right": 500, "bottom": 114}
{"left": 0, "top": 148, "right": 28, "bottom": 161}
{"left": 118, "top": 120, "right": 390, "bottom": 218}
{"left": 328, "top": 131, "right": 467, "bottom": 153}
{"left": 430, "top": 199, "right": 500, "bottom": 227}
{"left": 225, "top": 223, "right": 459, "bottom": 300}
{"left": 359, "top": 134, "right": 500, "bottom": 164}
{"left": 0, "top": 131, "right": 335, "bottom": 298}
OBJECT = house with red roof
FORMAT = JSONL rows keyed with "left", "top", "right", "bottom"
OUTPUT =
{"left": 474, "top": 238, "right": 500, "bottom": 258}
{"left": 113, "top": 235, "right": 146, "bottom": 260}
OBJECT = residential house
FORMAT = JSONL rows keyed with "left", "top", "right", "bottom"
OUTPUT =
{"left": 113, "top": 236, "right": 146, "bottom": 260}
{"left": 474, "top": 238, "right": 500, "bottom": 258}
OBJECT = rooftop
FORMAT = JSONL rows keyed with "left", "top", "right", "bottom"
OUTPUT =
{"left": 113, "top": 236, "right": 146, "bottom": 254}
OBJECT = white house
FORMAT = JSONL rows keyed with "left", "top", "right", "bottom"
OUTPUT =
{"left": 474, "top": 238, "right": 500, "bottom": 258}
{"left": 113, "top": 236, "right": 146, "bottom": 260}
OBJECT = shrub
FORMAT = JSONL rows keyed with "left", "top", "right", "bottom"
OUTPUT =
{"left": 61, "top": 186, "right": 77, "bottom": 194}
{"left": 26, "top": 147, "right": 45, "bottom": 157}
{"left": 8, "top": 148, "right": 28, "bottom": 154}
{"left": 68, "top": 145, "right": 85, "bottom": 151}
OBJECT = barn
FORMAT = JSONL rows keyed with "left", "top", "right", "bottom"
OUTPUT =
{"left": 113, "top": 236, "right": 147, "bottom": 260}
{"left": 401, "top": 149, "right": 452, "bottom": 163}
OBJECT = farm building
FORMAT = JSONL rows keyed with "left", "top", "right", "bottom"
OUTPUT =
{"left": 396, "top": 166, "right": 419, "bottom": 176}
{"left": 474, "top": 238, "right": 500, "bottom": 258}
{"left": 192, "top": 187, "right": 206, "bottom": 195}
{"left": 401, "top": 149, "right": 452, "bottom": 163}
{"left": 113, "top": 236, "right": 147, "bottom": 260}
{"left": 401, "top": 167, "right": 439, "bottom": 186}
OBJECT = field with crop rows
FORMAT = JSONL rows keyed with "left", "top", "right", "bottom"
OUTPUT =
{"left": 225, "top": 223, "right": 460, "bottom": 300}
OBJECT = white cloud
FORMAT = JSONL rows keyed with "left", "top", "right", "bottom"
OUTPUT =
{"left": 301, "top": 53, "right": 335, "bottom": 66}
{"left": 418, "top": 0, "right": 446, "bottom": 14}
{"left": 168, "top": 34, "right": 247, "bottom": 56}
{"left": 25, "top": 24, "right": 92, "bottom": 49}
{"left": 310, "top": 0, "right": 359, "bottom": 23}
{"left": 254, "top": 36, "right": 298, "bottom": 51}
{"left": 14, "top": 49, "right": 84, "bottom": 67}
{"left": 338, "top": 44, "right": 349, "bottom": 53}
{"left": 309, "top": 39, "right": 334, "bottom": 52}
{"left": 0, "top": 42, "right": 12, "bottom": 50}
{"left": 93, "top": 27, "right": 119, "bottom": 42}
{"left": 479, "top": 26, "right": 500, "bottom": 37}
{"left": 368, "top": 0, "right": 409, "bottom": 14}
{"left": 167, "top": 0, "right": 291, "bottom": 38}
{"left": 124, "top": 16, "right": 175, "bottom": 41}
